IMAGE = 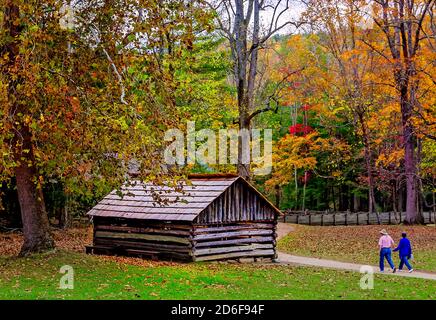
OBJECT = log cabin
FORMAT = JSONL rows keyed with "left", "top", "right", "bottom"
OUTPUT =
{"left": 86, "top": 174, "right": 280, "bottom": 262}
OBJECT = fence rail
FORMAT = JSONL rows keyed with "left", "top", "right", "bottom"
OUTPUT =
{"left": 282, "top": 211, "right": 436, "bottom": 226}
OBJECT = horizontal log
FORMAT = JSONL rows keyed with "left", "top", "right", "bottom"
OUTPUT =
{"left": 193, "top": 249, "right": 276, "bottom": 262}
{"left": 86, "top": 245, "right": 115, "bottom": 255}
{"left": 95, "top": 231, "right": 191, "bottom": 245}
{"left": 94, "top": 218, "right": 193, "bottom": 230}
{"left": 124, "top": 249, "right": 192, "bottom": 261}
{"left": 194, "top": 243, "right": 273, "bottom": 256}
{"left": 95, "top": 224, "right": 192, "bottom": 236}
{"left": 193, "top": 229, "right": 273, "bottom": 241}
{"left": 193, "top": 223, "right": 274, "bottom": 234}
{"left": 94, "top": 238, "right": 192, "bottom": 252}
{"left": 193, "top": 236, "right": 275, "bottom": 248}
{"left": 88, "top": 244, "right": 193, "bottom": 261}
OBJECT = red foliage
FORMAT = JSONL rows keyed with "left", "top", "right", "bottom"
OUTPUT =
{"left": 289, "top": 124, "right": 313, "bottom": 136}
{"left": 298, "top": 171, "right": 312, "bottom": 184}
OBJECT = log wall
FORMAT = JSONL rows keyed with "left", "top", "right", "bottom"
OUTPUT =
{"left": 195, "top": 181, "right": 277, "bottom": 224}
{"left": 87, "top": 218, "right": 277, "bottom": 262}
{"left": 191, "top": 221, "right": 277, "bottom": 262}
{"left": 86, "top": 217, "right": 194, "bottom": 261}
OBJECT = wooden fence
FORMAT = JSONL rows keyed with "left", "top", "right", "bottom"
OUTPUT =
{"left": 282, "top": 211, "right": 436, "bottom": 226}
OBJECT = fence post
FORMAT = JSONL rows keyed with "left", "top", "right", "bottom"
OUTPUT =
{"left": 297, "top": 214, "right": 300, "bottom": 225}
{"left": 333, "top": 213, "right": 336, "bottom": 226}
{"left": 309, "top": 214, "right": 312, "bottom": 226}
{"left": 321, "top": 214, "right": 324, "bottom": 226}
{"left": 356, "top": 213, "right": 359, "bottom": 225}
{"left": 388, "top": 212, "right": 391, "bottom": 224}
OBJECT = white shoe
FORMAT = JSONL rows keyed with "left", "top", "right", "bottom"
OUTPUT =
{"left": 397, "top": 269, "right": 402, "bottom": 272}
{"left": 409, "top": 269, "right": 414, "bottom": 273}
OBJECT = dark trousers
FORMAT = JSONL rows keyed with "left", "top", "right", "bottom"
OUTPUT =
{"left": 379, "top": 248, "right": 395, "bottom": 271}
{"left": 399, "top": 256, "right": 413, "bottom": 270}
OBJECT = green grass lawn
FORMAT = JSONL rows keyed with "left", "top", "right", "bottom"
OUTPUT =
{"left": 278, "top": 224, "right": 436, "bottom": 272}
{"left": 0, "top": 250, "right": 435, "bottom": 300}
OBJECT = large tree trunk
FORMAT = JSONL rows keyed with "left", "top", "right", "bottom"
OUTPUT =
{"left": 233, "top": 0, "right": 261, "bottom": 180}
{"left": 403, "top": 124, "right": 418, "bottom": 223}
{"left": 234, "top": 0, "right": 250, "bottom": 179}
{"left": 237, "top": 113, "right": 251, "bottom": 179}
{"left": 14, "top": 126, "right": 54, "bottom": 256}
{"left": 399, "top": 80, "right": 421, "bottom": 224}
{"left": 5, "top": 2, "right": 54, "bottom": 255}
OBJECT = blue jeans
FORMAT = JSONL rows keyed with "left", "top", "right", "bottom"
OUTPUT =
{"left": 379, "top": 248, "right": 395, "bottom": 271}
{"left": 399, "top": 256, "right": 413, "bottom": 270}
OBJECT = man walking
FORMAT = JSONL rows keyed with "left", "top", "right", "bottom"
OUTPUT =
{"left": 378, "top": 229, "right": 396, "bottom": 273}
{"left": 393, "top": 232, "right": 414, "bottom": 273}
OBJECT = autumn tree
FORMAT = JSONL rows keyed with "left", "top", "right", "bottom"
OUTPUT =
{"left": 298, "top": 0, "right": 389, "bottom": 218}
{"left": 0, "top": 0, "right": 209, "bottom": 255}
{"left": 205, "top": 0, "right": 301, "bottom": 179}
{"left": 367, "top": 0, "right": 435, "bottom": 223}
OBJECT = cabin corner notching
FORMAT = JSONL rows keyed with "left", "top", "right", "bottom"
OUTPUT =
{"left": 86, "top": 174, "right": 280, "bottom": 262}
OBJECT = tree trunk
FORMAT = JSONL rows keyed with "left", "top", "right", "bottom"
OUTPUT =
{"left": 404, "top": 135, "right": 417, "bottom": 224}
{"left": 237, "top": 112, "right": 251, "bottom": 179}
{"left": 58, "top": 196, "right": 71, "bottom": 229}
{"left": 5, "top": 3, "right": 54, "bottom": 255}
{"left": 400, "top": 83, "right": 419, "bottom": 224}
{"left": 233, "top": 0, "right": 261, "bottom": 180}
{"left": 358, "top": 112, "right": 379, "bottom": 222}
{"left": 302, "top": 178, "right": 307, "bottom": 212}
{"left": 14, "top": 126, "right": 54, "bottom": 255}
{"left": 274, "top": 185, "right": 281, "bottom": 208}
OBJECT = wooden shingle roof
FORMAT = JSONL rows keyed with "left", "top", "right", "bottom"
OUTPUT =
{"left": 87, "top": 175, "right": 281, "bottom": 222}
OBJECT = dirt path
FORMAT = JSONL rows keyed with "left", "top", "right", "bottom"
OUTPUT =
{"left": 275, "top": 223, "right": 436, "bottom": 281}
{"left": 276, "top": 252, "right": 436, "bottom": 280}
{"left": 276, "top": 222, "right": 295, "bottom": 240}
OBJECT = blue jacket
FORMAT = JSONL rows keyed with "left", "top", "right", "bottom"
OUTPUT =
{"left": 393, "top": 238, "right": 412, "bottom": 258}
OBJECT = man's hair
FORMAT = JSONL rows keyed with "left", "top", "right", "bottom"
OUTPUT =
{"left": 402, "top": 232, "right": 407, "bottom": 238}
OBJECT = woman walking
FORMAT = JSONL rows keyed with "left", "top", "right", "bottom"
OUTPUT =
{"left": 378, "top": 229, "right": 397, "bottom": 273}
{"left": 393, "top": 232, "right": 414, "bottom": 273}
